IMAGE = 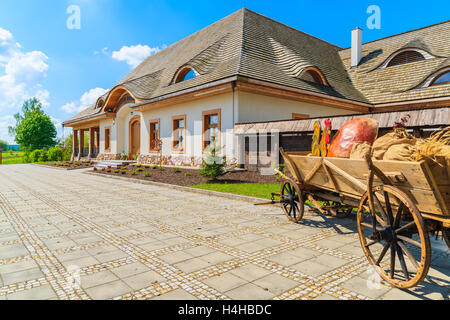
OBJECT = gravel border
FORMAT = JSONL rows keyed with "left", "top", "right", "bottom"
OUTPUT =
{"left": 85, "top": 171, "right": 271, "bottom": 204}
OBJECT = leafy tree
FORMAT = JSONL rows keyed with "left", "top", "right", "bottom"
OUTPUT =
{"left": 48, "top": 147, "right": 63, "bottom": 161}
{"left": 0, "top": 139, "right": 7, "bottom": 151}
{"left": 62, "top": 133, "right": 73, "bottom": 161}
{"left": 199, "top": 136, "right": 227, "bottom": 180}
{"left": 9, "top": 98, "right": 57, "bottom": 151}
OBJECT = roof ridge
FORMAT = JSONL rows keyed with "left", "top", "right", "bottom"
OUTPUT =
{"left": 339, "top": 20, "right": 450, "bottom": 51}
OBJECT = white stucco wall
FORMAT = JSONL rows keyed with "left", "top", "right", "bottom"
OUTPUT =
{"left": 237, "top": 91, "right": 356, "bottom": 123}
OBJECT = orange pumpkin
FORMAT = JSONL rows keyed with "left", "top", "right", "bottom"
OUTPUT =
{"left": 327, "top": 118, "right": 379, "bottom": 158}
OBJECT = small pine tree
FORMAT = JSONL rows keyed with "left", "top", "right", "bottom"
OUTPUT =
{"left": 199, "top": 135, "right": 227, "bottom": 180}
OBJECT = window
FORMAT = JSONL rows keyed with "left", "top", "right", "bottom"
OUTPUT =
{"left": 149, "top": 119, "right": 160, "bottom": 152}
{"left": 172, "top": 115, "right": 186, "bottom": 152}
{"left": 298, "top": 68, "right": 328, "bottom": 86}
{"left": 202, "top": 109, "right": 221, "bottom": 151}
{"left": 116, "top": 94, "right": 135, "bottom": 109}
{"left": 387, "top": 50, "right": 425, "bottom": 67}
{"left": 97, "top": 99, "right": 104, "bottom": 109}
{"left": 431, "top": 71, "right": 450, "bottom": 86}
{"left": 104, "top": 128, "right": 111, "bottom": 152}
{"left": 174, "top": 67, "right": 197, "bottom": 84}
{"left": 292, "top": 113, "right": 310, "bottom": 119}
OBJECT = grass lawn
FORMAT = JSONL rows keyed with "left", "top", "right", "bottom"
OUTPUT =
{"left": 1, "top": 157, "right": 24, "bottom": 164}
{"left": 189, "top": 183, "right": 280, "bottom": 200}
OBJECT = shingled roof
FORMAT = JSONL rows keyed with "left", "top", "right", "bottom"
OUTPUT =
{"left": 65, "top": 9, "right": 450, "bottom": 124}
{"left": 339, "top": 20, "right": 450, "bottom": 105}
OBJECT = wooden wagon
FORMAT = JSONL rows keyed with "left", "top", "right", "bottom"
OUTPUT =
{"left": 273, "top": 148, "right": 450, "bottom": 289}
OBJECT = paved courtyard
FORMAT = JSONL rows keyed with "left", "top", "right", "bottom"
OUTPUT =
{"left": 0, "top": 165, "right": 448, "bottom": 300}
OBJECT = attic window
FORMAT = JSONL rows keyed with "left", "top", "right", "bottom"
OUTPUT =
{"left": 430, "top": 71, "right": 450, "bottom": 86}
{"left": 96, "top": 99, "right": 104, "bottom": 109}
{"left": 115, "top": 94, "right": 135, "bottom": 109}
{"left": 387, "top": 50, "right": 425, "bottom": 67}
{"left": 173, "top": 67, "right": 197, "bottom": 84}
{"left": 299, "top": 68, "right": 328, "bottom": 86}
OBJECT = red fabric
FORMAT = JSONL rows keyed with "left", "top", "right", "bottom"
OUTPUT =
{"left": 327, "top": 118, "right": 379, "bottom": 158}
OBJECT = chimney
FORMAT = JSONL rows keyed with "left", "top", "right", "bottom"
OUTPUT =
{"left": 351, "top": 28, "right": 362, "bottom": 68}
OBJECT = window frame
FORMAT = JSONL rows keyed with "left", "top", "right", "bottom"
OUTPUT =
{"left": 172, "top": 115, "right": 186, "bottom": 153}
{"left": 202, "top": 109, "right": 221, "bottom": 152}
{"left": 430, "top": 71, "right": 450, "bottom": 86}
{"left": 104, "top": 127, "right": 111, "bottom": 153}
{"left": 386, "top": 50, "right": 425, "bottom": 68}
{"left": 173, "top": 66, "right": 198, "bottom": 84}
{"left": 149, "top": 119, "right": 161, "bottom": 153}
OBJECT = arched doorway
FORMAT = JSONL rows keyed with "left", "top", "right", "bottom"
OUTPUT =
{"left": 129, "top": 116, "right": 141, "bottom": 159}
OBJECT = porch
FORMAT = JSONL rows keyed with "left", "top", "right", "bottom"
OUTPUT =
{"left": 72, "top": 127, "right": 101, "bottom": 160}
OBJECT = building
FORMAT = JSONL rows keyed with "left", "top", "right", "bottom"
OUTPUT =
{"left": 62, "top": 9, "right": 450, "bottom": 167}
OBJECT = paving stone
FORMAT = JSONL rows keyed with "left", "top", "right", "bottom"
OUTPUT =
{"left": 291, "top": 261, "right": 333, "bottom": 276}
{"left": 226, "top": 283, "right": 275, "bottom": 300}
{"left": 203, "top": 272, "right": 248, "bottom": 292}
{"left": 340, "top": 276, "right": 390, "bottom": 299}
{"left": 85, "top": 280, "right": 133, "bottom": 300}
{"left": 151, "top": 288, "right": 198, "bottom": 300}
{"left": 122, "top": 271, "right": 166, "bottom": 290}
{"left": 7, "top": 285, "right": 56, "bottom": 300}
{"left": 81, "top": 270, "right": 119, "bottom": 289}
{"left": 253, "top": 273, "right": 298, "bottom": 295}
{"left": 230, "top": 264, "right": 272, "bottom": 282}
{"left": 2, "top": 268, "right": 44, "bottom": 286}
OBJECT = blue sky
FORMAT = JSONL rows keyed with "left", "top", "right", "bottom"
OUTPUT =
{"left": 0, "top": 0, "right": 448, "bottom": 143}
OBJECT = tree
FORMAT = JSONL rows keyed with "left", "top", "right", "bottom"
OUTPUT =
{"left": 0, "top": 139, "right": 7, "bottom": 150}
{"left": 9, "top": 98, "right": 57, "bottom": 151}
{"left": 199, "top": 136, "right": 227, "bottom": 180}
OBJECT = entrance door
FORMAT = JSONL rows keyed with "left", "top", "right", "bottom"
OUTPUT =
{"left": 129, "top": 118, "right": 141, "bottom": 158}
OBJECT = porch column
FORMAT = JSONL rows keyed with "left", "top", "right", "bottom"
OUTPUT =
{"left": 96, "top": 128, "right": 100, "bottom": 155}
{"left": 88, "top": 127, "right": 94, "bottom": 159}
{"left": 78, "top": 129, "right": 84, "bottom": 160}
{"left": 72, "top": 129, "right": 78, "bottom": 161}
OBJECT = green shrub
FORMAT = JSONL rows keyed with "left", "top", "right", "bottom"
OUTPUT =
{"left": 157, "top": 166, "right": 165, "bottom": 171}
{"left": 184, "top": 172, "right": 191, "bottom": 177}
{"left": 137, "top": 168, "right": 143, "bottom": 172}
{"left": 23, "top": 152, "right": 31, "bottom": 163}
{"left": 152, "top": 165, "right": 158, "bottom": 169}
{"left": 144, "top": 165, "right": 150, "bottom": 169}
{"left": 173, "top": 167, "right": 181, "bottom": 173}
{"left": 199, "top": 137, "right": 226, "bottom": 180}
{"left": 121, "top": 170, "right": 126, "bottom": 174}
{"left": 130, "top": 170, "right": 137, "bottom": 175}
{"left": 144, "top": 172, "right": 151, "bottom": 177}
{"left": 136, "top": 164, "right": 142, "bottom": 168}
{"left": 30, "top": 150, "right": 43, "bottom": 163}
{"left": 106, "top": 168, "right": 111, "bottom": 173}
{"left": 114, "top": 169, "right": 120, "bottom": 173}
{"left": 48, "top": 147, "right": 63, "bottom": 161}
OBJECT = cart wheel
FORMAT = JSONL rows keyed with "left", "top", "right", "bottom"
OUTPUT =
{"left": 357, "top": 185, "right": 431, "bottom": 289}
{"left": 443, "top": 227, "right": 450, "bottom": 249}
{"left": 281, "top": 180, "right": 304, "bottom": 223}
{"left": 325, "top": 201, "right": 353, "bottom": 218}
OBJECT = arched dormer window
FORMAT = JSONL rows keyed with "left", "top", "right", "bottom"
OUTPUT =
{"left": 430, "top": 71, "right": 450, "bottom": 86}
{"left": 173, "top": 66, "right": 197, "bottom": 84}
{"left": 115, "top": 93, "right": 135, "bottom": 109}
{"left": 298, "top": 67, "right": 329, "bottom": 86}
{"left": 96, "top": 99, "right": 104, "bottom": 109}
{"left": 387, "top": 50, "right": 425, "bottom": 67}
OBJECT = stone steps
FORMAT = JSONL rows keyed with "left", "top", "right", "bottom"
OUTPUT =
{"left": 94, "top": 160, "right": 137, "bottom": 169}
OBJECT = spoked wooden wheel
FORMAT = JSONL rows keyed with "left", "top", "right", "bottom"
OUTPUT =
{"left": 281, "top": 180, "right": 304, "bottom": 223}
{"left": 357, "top": 185, "right": 431, "bottom": 289}
{"left": 324, "top": 201, "right": 353, "bottom": 218}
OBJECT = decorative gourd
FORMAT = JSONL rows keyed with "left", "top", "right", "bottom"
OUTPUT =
{"left": 327, "top": 118, "right": 379, "bottom": 158}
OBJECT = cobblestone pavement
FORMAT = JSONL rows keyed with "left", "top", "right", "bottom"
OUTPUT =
{"left": 0, "top": 165, "right": 448, "bottom": 300}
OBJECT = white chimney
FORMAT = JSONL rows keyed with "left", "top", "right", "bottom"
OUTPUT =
{"left": 351, "top": 28, "right": 362, "bottom": 68}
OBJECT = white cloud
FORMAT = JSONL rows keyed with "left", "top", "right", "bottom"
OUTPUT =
{"left": 61, "top": 87, "right": 108, "bottom": 114}
{"left": 0, "top": 115, "right": 15, "bottom": 144}
{"left": 0, "top": 27, "right": 50, "bottom": 112}
{"left": 112, "top": 44, "right": 164, "bottom": 67}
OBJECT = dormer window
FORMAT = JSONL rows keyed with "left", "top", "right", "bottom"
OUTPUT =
{"left": 387, "top": 50, "right": 425, "bottom": 67}
{"left": 298, "top": 67, "right": 329, "bottom": 86}
{"left": 96, "top": 99, "right": 104, "bottom": 109}
{"left": 430, "top": 71, "right": 450, "bottom": 86}
{"left": 173, "top": 67, "right": 197, "bottom": 84}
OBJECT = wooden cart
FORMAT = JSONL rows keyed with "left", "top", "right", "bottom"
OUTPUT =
{"left": 273, "top": 148, "right": 450, "bottom": 289}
